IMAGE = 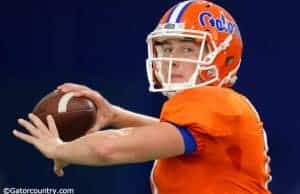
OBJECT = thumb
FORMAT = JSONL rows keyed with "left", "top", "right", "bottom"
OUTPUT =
{"left": 53, "top": 160, "right": 66, "bottom": 177}
{"left": 86, "top": 122, "right": 104, "bottom": 134}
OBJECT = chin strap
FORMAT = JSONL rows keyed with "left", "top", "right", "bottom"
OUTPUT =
{"left": 163, "top": 91, "right": 177, "bottom": 98}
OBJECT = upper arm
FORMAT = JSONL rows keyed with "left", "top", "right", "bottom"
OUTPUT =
{"left": 97, "top": 122, "right": 185, "bottom": 164}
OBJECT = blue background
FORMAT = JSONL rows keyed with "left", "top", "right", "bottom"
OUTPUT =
{"left": 1, "top": 0, "right": 299, "bottom": 194}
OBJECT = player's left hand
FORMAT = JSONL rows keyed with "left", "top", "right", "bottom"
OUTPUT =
{"left": 13, "top": 113, "right": 64, "bottom": 163}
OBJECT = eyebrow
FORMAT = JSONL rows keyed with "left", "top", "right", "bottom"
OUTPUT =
{"left": 157, "top": 38, "right": 196, "bottom": 45}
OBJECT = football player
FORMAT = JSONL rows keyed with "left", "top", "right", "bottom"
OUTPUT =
{"left": 14, "top": 0, "right": 272, "bottom": 193}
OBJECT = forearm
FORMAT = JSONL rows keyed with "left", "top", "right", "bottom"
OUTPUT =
{"left": 53, "top": 122, "right": 183, "bottom": 166}
{"left": 54, "top": 132, "right": 113, "bottom": 166}
{"left": 110, "top": 105, "right": 159, "bottom": 128}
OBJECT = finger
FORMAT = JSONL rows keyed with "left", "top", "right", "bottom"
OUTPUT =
{"left": 56, "top": 82, "right": 69, "bottom": 90}
{"left": 57, "top": 82, "right": 79, "bottom": 90}
{"left": 85, "top": 125, "right": 101, "bottom": 134}
{"left": 72, "top": 91, "right": 87, "bottom": 97}
{"left": 13, "top": 129, "right": 36, "bottom": 145}
{"left": 78, "top": 90, "right": 103, "bottom": 107}
{"left": 17, "top": 118, "right": 42, "bottom": 137}
{"left": 57, "top": 82, "right": 79, "bottom": 89}
{"left": 47, "top": 115, "right": 59, "bottom": 137}
{"left": 72, "top": 90, "right": 102, "bottom": 107}
{"left": 28, "top": 113, "right": 49, "bottom": 135}
{"left": 57, "top": 83, "right": 89, "bottom": 93}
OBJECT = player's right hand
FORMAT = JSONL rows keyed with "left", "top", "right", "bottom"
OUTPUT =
{"left": 57, "top": 83, "right": 116, "bottom": 134}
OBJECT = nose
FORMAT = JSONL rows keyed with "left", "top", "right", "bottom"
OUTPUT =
{"left": 171, "top": 61, "right": 180, "bottom": 68}
{"left": 168, "top": 56, "right": 180, "bottom": 67}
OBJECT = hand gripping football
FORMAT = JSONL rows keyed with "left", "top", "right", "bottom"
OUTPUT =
{"left": 32, "top": 90, "right": 97, "bottom": 141}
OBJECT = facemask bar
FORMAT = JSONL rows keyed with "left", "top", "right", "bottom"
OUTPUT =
{"left": 146, "top": 58, "right": 219, "bottom": 92}
{"left": 148, "top": 29, "right": 217, "bottom": 65}
{"left": 146, "top": 28, "right": 231, "bottom": 92}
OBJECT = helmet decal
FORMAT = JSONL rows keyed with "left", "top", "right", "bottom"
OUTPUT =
{"left": 199, "top": 12, "right": 236, "bottom": 34}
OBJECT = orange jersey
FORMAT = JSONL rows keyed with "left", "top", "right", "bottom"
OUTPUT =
{"left": 150, "top": 86, "right": 271, "bottom": 194}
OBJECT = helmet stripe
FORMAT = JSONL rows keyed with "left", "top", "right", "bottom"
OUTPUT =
{"left": 176, "top": 1, "right": 193, "bottom": 23}
{"left": 168, "top": 0, "right": 193, "bottom": 23}
{"left": 166, "top": 5, "right": 177, "bottom": 23}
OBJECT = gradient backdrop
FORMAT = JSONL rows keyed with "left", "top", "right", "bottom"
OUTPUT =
{"left": 1, "top": 1, "right": 299, "bottom": 194}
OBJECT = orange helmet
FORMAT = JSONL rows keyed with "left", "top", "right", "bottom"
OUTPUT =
{"left": 146, "top": 0, "right": 243, "bottom": 94}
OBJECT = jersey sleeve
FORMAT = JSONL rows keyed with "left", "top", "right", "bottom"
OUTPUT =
{"left": 160, "top": 87, "right": 242, "bottom": 137}
{"left": 168, "top": 123, "right": 197, "bottom": 154}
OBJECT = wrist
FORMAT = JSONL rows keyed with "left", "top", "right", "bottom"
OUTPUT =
{"left": 52, "top": 142, "right": 67, "bottom": 161}
{"left": 109, "top": 105, "right": 123, "bottom": 127}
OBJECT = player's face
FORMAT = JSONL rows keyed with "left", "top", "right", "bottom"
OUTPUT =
{"left": 155, "top": 39, "right": 205, "bottom": 83}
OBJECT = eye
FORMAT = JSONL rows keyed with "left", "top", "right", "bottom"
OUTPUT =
{"left": 183, "top": 47, "right": 194, "bottom": 53}
{"left": 163, "top": 47, "right": 173, "bottom": 54}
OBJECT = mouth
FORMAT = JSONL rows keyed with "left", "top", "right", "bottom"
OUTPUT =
{"left": 171, "top": 74, "right": 184, "bottom": 82}
{"left": 171, "top": 74, "right": 183, "bottom": 78}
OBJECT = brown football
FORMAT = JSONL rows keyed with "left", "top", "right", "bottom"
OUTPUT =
{"left": 32, "top": 90, "right": 97, "bottom": 141}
